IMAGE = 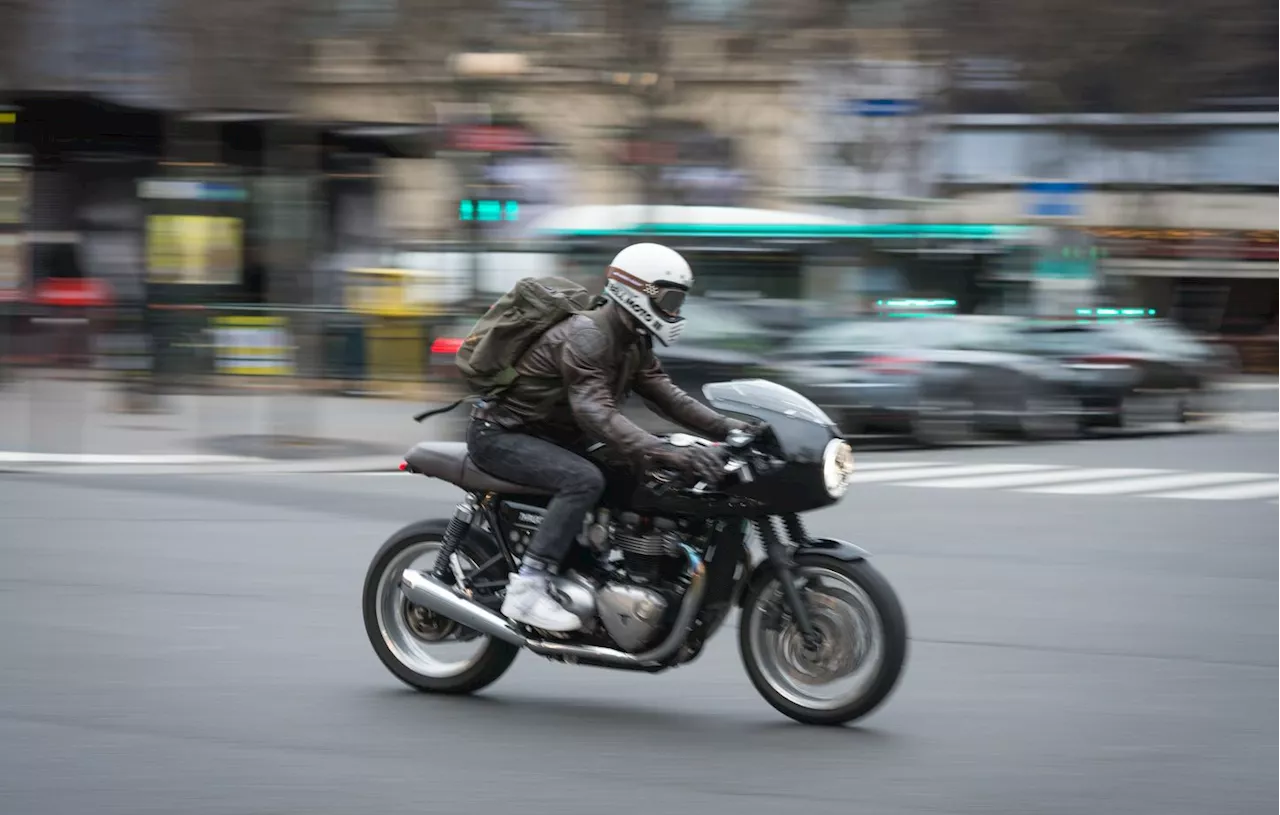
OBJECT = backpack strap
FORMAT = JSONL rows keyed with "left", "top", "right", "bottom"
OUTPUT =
{"left": 413, "top": 397, "right": 468, "bottom": 423}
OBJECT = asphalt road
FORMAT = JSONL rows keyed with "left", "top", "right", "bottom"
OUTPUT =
{"left": 1, "top": 425, "right": 1276, "bottom": 815}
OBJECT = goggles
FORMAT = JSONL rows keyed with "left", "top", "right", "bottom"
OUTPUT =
{"left": 608, "top": 266, "right": 688, "bottom": 320}
{"left": 649, "top": 285, "right": 686, "bottom": 318}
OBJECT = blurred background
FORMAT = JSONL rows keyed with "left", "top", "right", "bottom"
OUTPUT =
{"left": 0, "top": 5, "right": 1276, "bottom": 814}
{"left": 0, "top": 0, "right": 1275, "bottom": 454}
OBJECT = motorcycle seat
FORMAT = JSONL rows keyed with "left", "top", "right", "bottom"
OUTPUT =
{"left": 403, "top": 442, "right": 553, "bottom": 496}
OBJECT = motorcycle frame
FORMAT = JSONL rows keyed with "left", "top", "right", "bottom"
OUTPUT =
{"left": 437, "top": 488, "right": 870, "bottom": 672}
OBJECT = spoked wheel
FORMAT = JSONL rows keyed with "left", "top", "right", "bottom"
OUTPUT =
{"left": 739, "top": 555, "right": 908, "bottom": 726}
{"left": 362, "top": 523, "right": 519, "bottom": 694}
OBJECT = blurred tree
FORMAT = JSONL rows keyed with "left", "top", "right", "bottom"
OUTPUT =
{"left": 171, "top": 0, "right": 312, "bottom": 112}
{"left": 0, "top": 0, "right": 32, "bottom": 93}
{"left": 920, "top": 0, "right": 1277, "bottom": 114}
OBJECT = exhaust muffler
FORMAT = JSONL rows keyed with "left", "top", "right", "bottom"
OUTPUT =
{"left": 400, "top": 570, "right": 528, "bottom": 646}
{"left": 398, "top": 544, "right": 706, "bottom": 668}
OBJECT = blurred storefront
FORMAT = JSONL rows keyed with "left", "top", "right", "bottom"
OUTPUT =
{"left": 0, "top": 0, "right": 457, "bottom": 392}
{"left": 610, "top": 118, "right": 750, "bottom": 208}
{"left": 1089, "top": 227, "right": 1278, "bottom": 336}
{"left": 797, "top": 60, "right": 939, "bottom": 209}
{"left": 446, "top": 118, "right": 573, "bottom": 244}
{"left": 0, "top": 152, "right": 24, "bottom": 302}
{"left": 919, "top": 112, "right": 1278, "bottom": 335}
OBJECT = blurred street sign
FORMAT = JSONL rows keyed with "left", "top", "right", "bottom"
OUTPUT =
{"left": 1036, "top": 227, "right": 1099, "bottom": 280}
{"left": 138, "top": 179, "right": 248, "bottom": 202}
{"left": 210, "top": 315, "right": 294, "bottom": 376}
{"left": 449, "top": 126, "right": 529, "bottom": 153}
{"left": 1025, "top": 181, "right": 1085, "bottom": 218}
{"left": 844, "top": 99, "right": 920, "bottom": 117}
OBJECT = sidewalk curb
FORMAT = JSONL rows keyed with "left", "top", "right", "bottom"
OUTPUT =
{"left": 0, "top": 453, "right": 402, "bottom": 476}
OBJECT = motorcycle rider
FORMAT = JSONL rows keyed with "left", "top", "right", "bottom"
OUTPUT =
{"left": 467, "top": 242, "right": 753, "bottom": 632}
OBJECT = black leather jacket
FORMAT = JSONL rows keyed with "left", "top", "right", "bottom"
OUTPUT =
{"left": 476, "top": 303, "right": 732, "bottom": 462}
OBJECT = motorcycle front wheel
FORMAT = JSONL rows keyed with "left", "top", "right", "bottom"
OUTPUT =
{"left": 739, "top": 555, "right": 908, "bottom": 726}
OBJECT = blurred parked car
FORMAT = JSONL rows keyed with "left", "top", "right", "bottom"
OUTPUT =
{"left": 1009, "top": 319, "right": 1233, "bottom": 429}
{"left": 769, "top": 316, "right": 1085, "bottom": 446}
{"left": 712, "top": 297, "right": 845, "bottom": 345}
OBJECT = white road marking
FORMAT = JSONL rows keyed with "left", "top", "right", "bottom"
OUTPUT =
{"left": 847, "top": 463, "right": 1059, "bottom": 483}
{"left": 850, "top": 460, "right": 946, "bottom": 471}
{"left": 1024, "top": 471, "right": 1272, "bottom": 496}
{"left": 1210, "top": 412, "right": 1279, "bottom": 433}
{"left": 1150, "top": 479, "right": 1280, "bottom": 501}
{"left": 901, "top": 467, "right": 1169, "bottom": 490}
{"left": 0, "top": 452, "right": 261, "bottom": 465}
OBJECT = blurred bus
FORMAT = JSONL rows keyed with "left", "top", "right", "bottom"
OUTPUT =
{"left": 520, "top": 204, "right": 1038, "bottom": 317}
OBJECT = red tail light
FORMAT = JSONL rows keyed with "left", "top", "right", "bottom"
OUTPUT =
{"left": 862, "top": 355, "right": 922, "bottom": 374}
{"left": 431, "top": 337, "right": 464, "bottom": 355}
{"left": 398, "top": 461, "right": 408, "bottom": 471}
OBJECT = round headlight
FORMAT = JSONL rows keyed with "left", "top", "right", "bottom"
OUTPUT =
{"left": 822, "top": 438, "right": 856, "bottom": 498}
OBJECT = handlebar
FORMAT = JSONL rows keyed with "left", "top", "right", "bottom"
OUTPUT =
{"left": 649, "top": 445, "right": 756, "bottom": 494}
{"left": 647, "top": 423, "right": 770, "bottom": 493}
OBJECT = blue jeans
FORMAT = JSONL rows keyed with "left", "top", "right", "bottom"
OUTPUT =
{"left": 467, "top": 419, "right": 606, "bottom": 567}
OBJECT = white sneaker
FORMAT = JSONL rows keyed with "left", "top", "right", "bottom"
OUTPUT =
{"left": 501, "top": 573, "right": 582, "bottom": 632}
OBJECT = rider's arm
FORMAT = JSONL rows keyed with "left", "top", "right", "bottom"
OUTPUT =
{"left": 631, "top": 350, "right": 732, "bottom": 440}
{"left": 559, "top": 325, "right": 663, "bottom": 463}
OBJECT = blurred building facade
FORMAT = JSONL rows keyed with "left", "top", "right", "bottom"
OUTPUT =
{"left": 0, "top": 0, "right": 1275, "bottom": 340}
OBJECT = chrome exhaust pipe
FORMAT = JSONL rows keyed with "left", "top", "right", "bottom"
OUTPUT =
{"left": 399, "top": 544, "right": 707, "bottom": 667}
{"left": 400, "top": 570, "right": 528, "bottom": 647}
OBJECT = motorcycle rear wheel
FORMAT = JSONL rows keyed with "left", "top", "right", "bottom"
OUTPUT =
{"left": 362, "top": 522, "right": 519, "bottom": 694}
{"left": 739, "top": 555, "right": 908, "bottom": 726}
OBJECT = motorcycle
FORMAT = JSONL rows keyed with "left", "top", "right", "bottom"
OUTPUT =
{"left": 362, "top": 379, "right": 908, "bottom": 725}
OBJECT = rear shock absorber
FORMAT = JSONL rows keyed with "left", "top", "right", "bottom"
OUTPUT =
{"left": 431, "top": 496, "right": 477, "bottom": 583}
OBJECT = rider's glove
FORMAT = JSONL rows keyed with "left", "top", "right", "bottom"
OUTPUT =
{"left": 649, "top": 444, "right": 726, "bottom": 485}
{"left": 723, "top": 418, "right": 768, "bottom": 441}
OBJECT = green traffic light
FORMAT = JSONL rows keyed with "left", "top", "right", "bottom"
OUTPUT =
{"left": 459, "top": 199, "right": 520, "bottom": 222}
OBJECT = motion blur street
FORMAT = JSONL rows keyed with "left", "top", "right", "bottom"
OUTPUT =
{"left": 2, "top": 384, "right": 1275, "bottom": 815}
{"left": 2, "top": 0, "right": 1278, "bottom": 812}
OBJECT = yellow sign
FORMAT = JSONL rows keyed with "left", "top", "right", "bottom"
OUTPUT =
{"left": 146, "top": 215, "right": 243, "bottom": 285}
{"left": 0, "top": 166, "right": 26, "bottom": 225}
{"left": 0, "top": 234, "right": 22, "bottom": 291}
{"left": 210, "top": 315, "right": 294, "bottom": 376}
{"left": 344, "top": 267, "right": 441, "bottom": 317}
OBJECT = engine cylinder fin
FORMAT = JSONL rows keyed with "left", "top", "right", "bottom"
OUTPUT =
{"left": 613, "top": 530, "right": 669, "bottom": 557}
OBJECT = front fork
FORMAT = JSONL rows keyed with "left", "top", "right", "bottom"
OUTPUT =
{"left": 754, "top": 515, "right": 820, "bottom": 648}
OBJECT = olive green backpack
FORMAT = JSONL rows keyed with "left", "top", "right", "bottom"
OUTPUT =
{"left": 414, "top": 277, "right": 599, "bottom": 422}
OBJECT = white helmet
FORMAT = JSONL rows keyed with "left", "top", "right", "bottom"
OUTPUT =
{"left": 603, "top": 242, "right": 693, "bottom": 346}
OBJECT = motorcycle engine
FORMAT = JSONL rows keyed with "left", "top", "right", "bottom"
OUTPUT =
{"left": 583, "top": 510, "right": 683, "bottom": 653}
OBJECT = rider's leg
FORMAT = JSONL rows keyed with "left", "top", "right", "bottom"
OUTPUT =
{"left": 466, "top": 419, "right": 605, "bottom": 631}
